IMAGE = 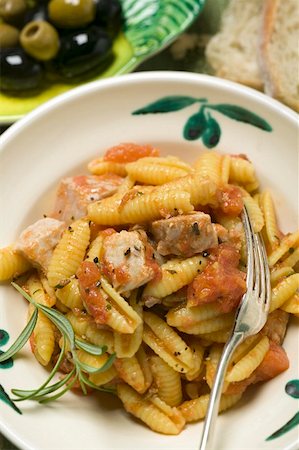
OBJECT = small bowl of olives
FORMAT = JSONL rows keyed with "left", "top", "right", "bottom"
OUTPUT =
{"left": 0, "top": 0, "right": 205, "bottom": 123}
{"left": 0, "top": 0, "right": 121, "bottom": 92}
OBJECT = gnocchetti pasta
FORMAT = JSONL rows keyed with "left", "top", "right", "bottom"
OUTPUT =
{"left": 0, "top": 142, "right": 298, "bottom": 436}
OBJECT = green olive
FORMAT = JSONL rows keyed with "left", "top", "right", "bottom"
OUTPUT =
{"left": 20, "top": 20, "right": 59, "bottom": 61}
{"left": 0, "top": 0, "right": 26, "bottom": 25}
{"left": 48, "top": 0, "right": 95, "bottom": 28}
{"left": 0, "top": 22, "right": 19, "bottom": 47}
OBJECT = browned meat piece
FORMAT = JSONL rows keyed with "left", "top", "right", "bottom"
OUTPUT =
{"left": 151, "top": 212, "right": 218, "bottom": 257}
{"left": 52, "top": 174, "right": 123, "bottom": 224}
{"left": 14, "top": 218, "right": 65, "bottom": 272}
{"left": 102, "top": 230, "right": 161, "bottom": 293}
{"left": 260, "top": 310, "right": 289, "bottom": 345}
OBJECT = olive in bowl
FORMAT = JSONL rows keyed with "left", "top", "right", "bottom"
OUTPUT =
{"left": 20, "top": 20, "right": 60, "bottom": 61}
{"left": 48, "top": 25, "right": 112, "bottom": 79}
{"left": 48, "top": 0, "right": 95, "bottom": 29}
{"left": 0, "top": 23, "right": 19, "bottom": 48}
{"left": 0, "top": 0, "right": 26, "bottom": 25}
{"left": 0, "top": 47, "right": 43, "bottom": 91}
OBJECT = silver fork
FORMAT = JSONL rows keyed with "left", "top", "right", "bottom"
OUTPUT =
{"left": 199, "top": 206, "right": 271, "bottom": 450}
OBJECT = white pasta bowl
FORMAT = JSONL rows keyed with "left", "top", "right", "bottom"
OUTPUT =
{"left": 0, "top": 72, "right": 298, "bottom": 450}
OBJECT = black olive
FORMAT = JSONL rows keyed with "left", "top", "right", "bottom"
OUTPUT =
{"left": 48, "top": 26, "right": 112, "bottom": 79}
{"left": 94, "top": 0, "right": 122, "bottom": 36}
{"left": 0, "top": 47, "right": 43, "bottom": 92}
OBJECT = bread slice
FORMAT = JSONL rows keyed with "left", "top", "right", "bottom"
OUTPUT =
{"left": 259, "top": 0, "right": 299, "bottom": 112}
{"left": 205, "top": 0, "right": 264, "bottom": 90}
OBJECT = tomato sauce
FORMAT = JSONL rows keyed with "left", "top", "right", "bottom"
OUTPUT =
{"left": 77, "top": 261, "right": 107, "bottom": 324}
{"left": 103, "top": 143, "right": 160, "bottom": 163}
{"left": 187, "top": 243, "right": 246, "bottom": 312}
{"left": 216, "top": 184, "right": 243, "bottom": 216}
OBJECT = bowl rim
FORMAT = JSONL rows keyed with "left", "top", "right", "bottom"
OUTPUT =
{"left": 1, "top": 71, "right": 297, "bottom": 152}
{"left": 0, "top": 70, "right": 298, "bottom": 450}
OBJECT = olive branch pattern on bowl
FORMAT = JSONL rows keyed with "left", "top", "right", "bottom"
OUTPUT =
{"left": 132, "top": 96, "right": 273, "bottom": 148}
{"left": 266, "top": 379, "right": 299, "bottom": 441}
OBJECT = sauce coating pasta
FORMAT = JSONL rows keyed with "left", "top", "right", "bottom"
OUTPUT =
{"left": 1, "top": 143, "right": 297, "bottom": 436}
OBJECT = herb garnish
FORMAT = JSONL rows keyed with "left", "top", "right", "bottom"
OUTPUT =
{"left": 0, "top": 283, "right": 116, "bottom": 411}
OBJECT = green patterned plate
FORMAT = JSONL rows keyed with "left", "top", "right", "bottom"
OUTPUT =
{"left": 0, "top": 0, "right": 205, "bottom": 124}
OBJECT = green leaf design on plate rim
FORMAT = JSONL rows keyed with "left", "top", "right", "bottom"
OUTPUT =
{"left": 132, "top": 95, "right": 272, "bottom": 148}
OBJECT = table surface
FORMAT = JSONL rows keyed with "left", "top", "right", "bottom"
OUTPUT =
{"left": 0, "top": 1, "right": 251, "bottom": 449}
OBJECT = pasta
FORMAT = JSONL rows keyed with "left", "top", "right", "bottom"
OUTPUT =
{"left": 114, "top": 353, "right": 148, "bottom": 394}
{"left": 28, "top": 304, "right": 55, "bottom": 366}
{"left": 178, "top": 393, "right": 242, "bottom": 423}
{"left": 27, "top": 273, "right": 56, "bottom": 307}
{"left": 88, "top": 158, "right": 127, "bottom": 177}
{"left": 47, "top": 219, "right": 90, "bottom": 287}
{"left": 0, "top": 246, "right": 31, "bottom": 281}
{"left": 270, "top": 273, "right": 299, "bottom": 312}
{"left": 150, "top": 355, "right": 183, "bottom": 406}
{"left": 117, "top": 384, "right": 185, "bottom": 435}
{"left": 268, "top": 231, "right": 299, "bottom": 267}
{"left": 226, "top": 336, "right": 270, "bottom": 382}
{"left": 1, "top": 144, "right": 297, "bottom": 437}
{"left": 66, "top": 311, "right": 114, "bottom": 353}
{"left": 229, "top": 156, "right": 257, "bottom": 185}
{"left": 143, "top": 311, "right": 193, "bottom": 373}
{"left": 125, "top": 159, "right": 190, "bottom": 185}
{"left": 280, "top": 293, "right": 299, "bottom": 316}
{"left": 55, "top": 278, "right": 83, "bottom": 310}
{"left": 259, "top": 191, "right": 280, "bottom": 249}
{"left": 143, "top": 255, "right": 207, "bottom": 299}
{"left": 194, "top": 151, "right": 222, "bottom": 184}
{"left": 113, "top": 290, "right": 143, "bottom": 358}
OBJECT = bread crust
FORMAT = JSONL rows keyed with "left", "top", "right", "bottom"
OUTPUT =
{"left": 259, "top": 0, "right": 299, "bottom": 112}
{"left": 205, "top": 0, "right": 264, "bottom": 91}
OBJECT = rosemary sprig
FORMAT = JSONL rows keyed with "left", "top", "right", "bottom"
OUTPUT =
{"left": 0, "top": 308, "right": 38, "bottom": 363}
{"left": 76, "top": 354, "right": 116, "bottom": 375}
{"left": 75, "top": 338, "right": 107, "bottom": 355}
{"left": 12, "top": 338, "right": 68, "bottom": 401}
{"left": 0, "top": 282, "right": 117, "bottom": 412}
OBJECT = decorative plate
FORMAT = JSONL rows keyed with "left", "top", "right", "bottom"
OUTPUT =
{"left": 0, "top": 0, "right": 205, "bottom": 124}
{"left": 0, "top": 72, "right": 298, "bottom": 450}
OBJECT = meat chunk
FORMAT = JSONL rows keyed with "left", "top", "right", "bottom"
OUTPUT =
{"left": 52, "top": 174, "right": 123, "bottom": 224}
{"left": 14, "top": 218, "right": 65, "bottom": 272}
{"left": 187, "top": 243, "right": 246, "bottom": 313}
{"left": 102, "top": 230, "right": 161, "bottom": 292}
{"left": 261, "top": 310, "right": 289, "bottom": 345}
{"left": 151, "top": 212, "right": 218, "bottom": 257}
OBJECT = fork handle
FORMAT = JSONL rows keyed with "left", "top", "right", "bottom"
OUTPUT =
{"left": 199, "top": 332, "right": 244, "bottom": 450}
